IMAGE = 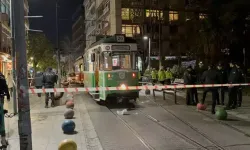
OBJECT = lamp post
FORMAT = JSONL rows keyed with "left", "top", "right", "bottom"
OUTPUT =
{"left": 12, "top": 0, "right": 33, "bottom": 149}
{"left": 56, "top": 0, "right": 62, "bottom": 87}
{"left": 143, "top": 36, "right": 151, "bottom": 69}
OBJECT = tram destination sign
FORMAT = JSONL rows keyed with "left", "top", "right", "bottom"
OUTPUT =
{"left": 111, "top": 45, "right": 130, "bottom": 51}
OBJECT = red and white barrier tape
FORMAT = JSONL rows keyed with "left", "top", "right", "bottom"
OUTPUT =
{"left": 28, "top": 83, "right": 250, "bottom": 94}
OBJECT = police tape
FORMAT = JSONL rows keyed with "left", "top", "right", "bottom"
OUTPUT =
{"left": 28, "top": 83, "right": 250, "bottom": 94}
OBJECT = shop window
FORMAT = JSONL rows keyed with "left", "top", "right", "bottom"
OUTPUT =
{"left": 169, "top": 11, "right": 178, "bottom": 21}
{"left": 122, "top": 24, "right": 140, "bottom": 37}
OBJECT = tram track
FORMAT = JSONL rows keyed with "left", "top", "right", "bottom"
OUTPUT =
{"left": 138, "top": 91, "right": 226, "bottom": 150}
{"left": 107, "top": 99, "right": 223, "bottom": 149}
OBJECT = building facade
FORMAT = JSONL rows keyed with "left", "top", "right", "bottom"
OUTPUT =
{"left": 0, "top": 0, "right": 29, "bottom": 77}
{"left": 83, "top": 0, "right": 207, "bottom": 69}
{"left": 71, "top": 4, "right": 85, "bottom": 73}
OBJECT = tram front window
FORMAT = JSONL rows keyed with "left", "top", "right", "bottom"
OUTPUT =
{"left": 103, "top": 51, "right": 133, "bottom": 70}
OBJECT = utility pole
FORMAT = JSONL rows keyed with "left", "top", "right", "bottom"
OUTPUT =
{"left": 10, "top": 0, "right": 17, "bottom": 115}
{"left": 56, "top": 0, "right": 61, "bottom": 87}
{"left": 14, "top": 0, "right": 33, "bottom": 149}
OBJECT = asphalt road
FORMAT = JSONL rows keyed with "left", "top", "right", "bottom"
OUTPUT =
{"left": 80, "top": 90, "right": 250, "bottom": 150}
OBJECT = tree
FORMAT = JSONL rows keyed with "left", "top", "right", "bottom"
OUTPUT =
{"left": 27, "top": 32, "right": 57, "bottom": 71}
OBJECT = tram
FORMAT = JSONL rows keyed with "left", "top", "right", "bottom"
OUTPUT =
{"left": 83, "top": 34, "right": 140, "bottom": 103}
{"left": 74, "top": 56, "right": 84, "bottom": 85}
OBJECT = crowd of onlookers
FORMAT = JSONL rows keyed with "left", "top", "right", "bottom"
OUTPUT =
{"left": 141, "top": 61, "right": 245, "bottom": 114}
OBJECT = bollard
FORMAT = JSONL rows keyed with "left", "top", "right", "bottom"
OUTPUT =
{"left": 216, "top": 108, "right": 228, "bottom": 120}
{"left": 197, "top": 103, "right": 207, "bottom": 110}
{"left": 62, "top": 120, "right": 76, "bottom": 134}
{"left": 58, "top": 139, "right": 77, "bottom": 150}
{"left": 64, "top": 109, "right": 75, "bottom": 119}
{"left": 66, "top": 100, "right": 74, "bottom": 109}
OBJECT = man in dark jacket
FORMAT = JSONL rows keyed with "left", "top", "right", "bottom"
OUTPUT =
{"left": 216, "top": 63, "right": 227, "bottom": 105}
{"left": 0, "top": 72, "right": 10, "bottom": 145}
{"left": 201, "top": 65, "right": 220, "bottom": 114}
{"left": 42, "top": 67, "right": 57, "bottom": 108}
{"left": 236, "top": 63, "right": 245, "bottom": 107}
{"left": 34, "top": 72, "right": 43, "bottom": 97}
{"left": 226, "top": 62, "right": 240, "bottom": 109}
{"left": 196, "top": 62, "right": 206, "bottom": 83}
{"left": 184, "top": 66, "right": 198, "bottom": 105}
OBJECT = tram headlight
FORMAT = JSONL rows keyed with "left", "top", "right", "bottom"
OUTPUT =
{"left": 132, "top": 73, "right": 136, "bottom": 78}
{"left": 120, "top": 84, "right": 126, "bottom": 90}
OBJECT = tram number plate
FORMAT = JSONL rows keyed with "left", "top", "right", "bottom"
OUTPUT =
{"left": 116, "top": 35, "right": 125, "bottom": 42}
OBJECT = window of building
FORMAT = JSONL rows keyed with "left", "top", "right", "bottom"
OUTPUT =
{"left": 121, "top": 8, "right": 130, "bottom": 20}
{"left": 169, "top": 11, "right": 178, "bottom": 21}
{"left": 199, "top": 13, "right": 207, "bottom": 19}
{"left": 122, "top": 24, "right": 140, "bottom": 37}
{"left": 145, "top": 9, "right": 163, "bottom": 20}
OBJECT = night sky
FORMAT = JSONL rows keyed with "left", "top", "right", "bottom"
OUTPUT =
{"left": 28, "top": 0, "right": 83, "bottom": 46}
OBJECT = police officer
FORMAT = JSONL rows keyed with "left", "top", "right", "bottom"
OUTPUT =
{"left": 42, "top": 67, "right": 57, "bottom": 108}
{"left": 196, "top": 62, "right": 206, "bottom": 83}
{"left": 236, "top": 63, "right": 245, "bottom": 107}
{"left": 151, "top": 68, "right": 157, "bottom": 84}
{"left": 226, "top": 62, "right": 240, "bottom": 109}
{"left": 0, "top": 72, "right": 10, "bottom": 147}
{"left": 184, "top": 66, "right": 198, "bottom": 105}
{"left": 201, "top": 64, "right": 220, "bottom": 114}
{"left": 158, "top": 66, "right": 165, "bottom": 85}
{"left": 165, "top": 67, "right": 173, "bottom": 85}
{"left": 217, "top": 63, "right": 227, "bottom": 105}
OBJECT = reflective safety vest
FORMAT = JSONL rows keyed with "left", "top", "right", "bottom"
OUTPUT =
{"left": 165, "top": 71, "right": 173, "bottom": 80}
{"left": 151, "top": 70, "right": 157, "bottom": 79}
{"left": 138, "top": 71, "right": 141, "bottom": 79}
{"left": 158, "top": 70, "right": 165, "bottom": 81}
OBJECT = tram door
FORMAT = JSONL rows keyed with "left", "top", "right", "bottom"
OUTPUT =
{"left": 94, "top": 53, "right": 99, "bottom": 87}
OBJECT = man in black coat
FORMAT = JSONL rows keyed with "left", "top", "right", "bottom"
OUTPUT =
{"left": 201, "top": 65, "right": 220, "bottom": 114}
{"left": 226, "top": 62, "right": 241, "bottom": 109}
{"left": 216, "top": 63, "right": 227, "bottom": 105}
{"left": 236, "top": 63, "right": 245, "bottom": 107}
{"left": 42, "top": 67, "right": 57, "bottom": 108}
{"left": 184, "top": 66, "right": 198, "bottom": 105}
{"left": 34, "top": 71, "right": 43, "bottom": 97}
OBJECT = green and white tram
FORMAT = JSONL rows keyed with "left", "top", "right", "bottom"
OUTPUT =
{"left": 83, "top": 34, "right": 139, "bottom": 103}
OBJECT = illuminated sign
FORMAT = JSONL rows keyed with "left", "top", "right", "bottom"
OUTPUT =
{"left": 111, "top": 45, "right": 130, "bottom": 50}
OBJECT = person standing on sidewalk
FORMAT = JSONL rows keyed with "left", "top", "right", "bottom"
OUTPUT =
{"left": 226, "top": 62, "right": 240, "bottom": 109}
{"left": 201, "top": 64, "right": 220, "bottom": 114}
{"left": 6, "top": 73, "right": 13, "bottom": 97}
{"left": 165, "top": 67, "right": 173, "bottom": 85}
{"left": 34, "top": 71, "right": 43, "bottom": 97}
{"left": 236, "top": 63, "right": 245, "bottom": 107}
{"left": 184, "top": 66, "right": 198, "bottom": 105}
{"left": 158, "top": 66, "right": 165, "bottom": 85}
{"left": 42, "top": 67, "right": 57, "bottom": 108}
{"left": 216, "top": 63, "right": 227, "bottom": 105}
{"left": 0, "top": 72, "right": 10, "bottom": 148}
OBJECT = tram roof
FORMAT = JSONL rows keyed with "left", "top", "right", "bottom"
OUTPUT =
{"left": 88, "top": 35, "right": 137, "bottom": 49}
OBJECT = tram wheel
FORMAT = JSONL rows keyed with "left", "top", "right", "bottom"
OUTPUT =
{"left": 96, "top": 100, "right": 106, "bottom": 106}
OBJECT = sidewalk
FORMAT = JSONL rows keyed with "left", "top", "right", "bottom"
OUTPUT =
{"left": 4, "top": 93, "right": 101, "bottom": 150}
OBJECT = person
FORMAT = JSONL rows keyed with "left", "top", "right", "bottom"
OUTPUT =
{"left": 151, "top": 68, "right": 157, "bottom": 84}
{"left": 34, "top": 71, "right": 43, "bottom": 97}
{"left": 6, "top": 73, "right": 13, "bottom": 97}
{"left": 165, "top": 67, "right": 173, "bottom": 85}
{"left": 158, "top": 66, "right": 165, "bottom": 85}
{"left": 236, "top": 63, "right": 245, "bottom": 107}
{"left": 226, "top": 62, "right": 240, "bottom": 109}
{"left": 196, "top": 62, "right": 206, "bottom": 83}
{"left": 184, "top": 66, "right": 198, "bottom": 105}
{"left": 42, "top": 67, "right": 57, "bottom": 108}
{"left": 0, "top": 72, "right": 10, "bottom": 147}
{"left": 216, "top": 63, "right": 227, "bottom": 105}
{"left": 201, "top": 64, "right": 220, "bottom": 114}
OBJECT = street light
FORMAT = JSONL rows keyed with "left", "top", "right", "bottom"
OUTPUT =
{"left": 143, "top": 35, "right": 151, "bottom": 69}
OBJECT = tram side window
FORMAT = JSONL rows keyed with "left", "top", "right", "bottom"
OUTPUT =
{"left": 84, "top": 56, "right": 89, "bottom": 71}
{"left": 103, "top": 52, "right": 112, "bottom": 70}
